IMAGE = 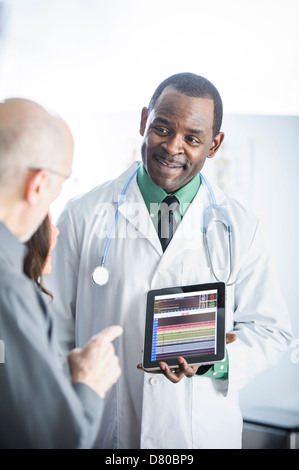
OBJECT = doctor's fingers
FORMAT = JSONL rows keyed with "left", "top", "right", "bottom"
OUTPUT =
{"left": 159, "top": 362, "right": 185, "bottom": 383}
{"left": 177, "top": 357, "right": 199, "bottom": 378}
{"left": 226, "top": 333, "right": 237, "bottom": 344}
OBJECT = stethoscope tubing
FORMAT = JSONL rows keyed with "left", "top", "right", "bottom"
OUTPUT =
{"left": 94, "top": 163, "right": 235, "bottom": 286}
{"left": 100, "top": 163, "right": 142, "bottom": 267}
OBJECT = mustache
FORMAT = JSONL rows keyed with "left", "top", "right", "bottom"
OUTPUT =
{"left": 153, "top": 153, "right": 187, "bottom": 167}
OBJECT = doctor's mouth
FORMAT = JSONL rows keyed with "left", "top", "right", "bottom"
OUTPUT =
{"left": 153, "top": 154, "right": 186, "bottom": 171}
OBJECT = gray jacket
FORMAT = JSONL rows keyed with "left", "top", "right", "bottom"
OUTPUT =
{"left": 0, "top": 222, "right": 103, "bottom": 448}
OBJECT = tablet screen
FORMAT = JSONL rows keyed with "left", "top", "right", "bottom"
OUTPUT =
{"left": 143, "top": 282, "right": 225, "bottom": 371}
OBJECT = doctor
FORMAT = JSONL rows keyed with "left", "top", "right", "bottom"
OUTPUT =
{"left": 47, "top": 73, "right": 292, "bottom": 449}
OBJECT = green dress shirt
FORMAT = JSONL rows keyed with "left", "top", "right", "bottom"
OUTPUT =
{"left": 137, "top": 164, "right": 228, "bottom": 381}
{"left": 137, "top": 163, "right": 200, "bottom": 224}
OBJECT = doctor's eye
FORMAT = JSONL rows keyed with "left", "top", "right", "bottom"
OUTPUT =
{"left": 154, "top": 126, "right": 169, "bottom": 136}
{"left": 185, "top": 135, "right": 201, "bottom": 146}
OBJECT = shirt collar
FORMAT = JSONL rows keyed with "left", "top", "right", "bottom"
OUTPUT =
{"left": 137, "top": 164, "right": 201, "bottom": 216}
{"left": 0, "top": 222, "right": 27, "bottom": 273}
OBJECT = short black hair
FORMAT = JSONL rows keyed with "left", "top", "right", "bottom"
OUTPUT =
{"left": 148, "top": 72, "right": 223, "bottom": 138}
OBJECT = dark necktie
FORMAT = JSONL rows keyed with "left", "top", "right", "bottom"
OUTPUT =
{"left": 158, "top": 195, "right": 179, "bottom": 252}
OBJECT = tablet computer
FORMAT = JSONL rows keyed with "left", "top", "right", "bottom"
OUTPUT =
{"left": 142, "top": 282, "right": 226, "bottom": 371}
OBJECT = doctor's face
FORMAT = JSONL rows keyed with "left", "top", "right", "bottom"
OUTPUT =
{"left": 140, "top": 86, "right": 224, "bottom": 193}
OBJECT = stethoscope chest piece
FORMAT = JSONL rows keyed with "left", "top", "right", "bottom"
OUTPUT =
{"left": 92, "top": 265, "right": 109, "bottom": 286}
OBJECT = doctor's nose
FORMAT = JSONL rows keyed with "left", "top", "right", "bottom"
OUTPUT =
{"left": 162, "top": 134, "right": 184, "bottom": 156}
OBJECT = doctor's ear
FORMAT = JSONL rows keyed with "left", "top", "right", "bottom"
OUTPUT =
{"left": 24, "top": 169, "right": 49, "bottom": 206}
{"left": 139, "top": 107, "right": 148, "bottom": 137}
{"left": 207, "top": 132, "right": 225, "bottom": 159}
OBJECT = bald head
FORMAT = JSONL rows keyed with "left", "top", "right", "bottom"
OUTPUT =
{"left": 0, "top": 98, "right": 56, "bottom": 125}
{"left": 0, "top": 98, "right": 73, "bottom": 190}
{"left": 0, "top": 98, "right": 74, "bottom": 240}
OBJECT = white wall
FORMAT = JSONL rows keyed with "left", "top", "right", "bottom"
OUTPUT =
{"left": 2, "top": 0, "right": 299, "bottom": 115}
{"left": 217, "top": 114, "right": 299, "bottom": 413}
{"left": 1, "top": 0, "right": 298, "bottom": 418}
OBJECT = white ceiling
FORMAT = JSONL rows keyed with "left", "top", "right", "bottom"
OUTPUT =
{"left": 1, "top": 0, "right": 299, "bottom": 116}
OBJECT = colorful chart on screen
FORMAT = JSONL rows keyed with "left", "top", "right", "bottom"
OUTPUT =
{"left": 143, "top": 282, "right": 226, "bottom": 371}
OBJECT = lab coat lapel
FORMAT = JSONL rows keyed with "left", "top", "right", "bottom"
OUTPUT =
{"left": 112, "top": 166, "right": 230, "bottom": 265}
{"left": 163, "top": 178, "right": 232, "bottom": 274}
{"left": 114, "top": 166, "right": 162, "bottom": 255}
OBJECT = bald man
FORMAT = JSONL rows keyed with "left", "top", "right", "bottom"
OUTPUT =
{"left": 0, "top": 98, "right": 122, "bottom": 449}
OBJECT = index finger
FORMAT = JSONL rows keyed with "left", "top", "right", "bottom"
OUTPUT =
{"left": 94, "top": 325, "right": 124, "bottom": 343}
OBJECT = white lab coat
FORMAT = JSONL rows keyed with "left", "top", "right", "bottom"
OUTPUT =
{"left": 47, "top": 162, "right": 292, "bottom": 449}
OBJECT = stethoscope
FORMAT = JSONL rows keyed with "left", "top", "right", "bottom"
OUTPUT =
{"left": 92, "top": 163, "right": 235, "bottom": 286}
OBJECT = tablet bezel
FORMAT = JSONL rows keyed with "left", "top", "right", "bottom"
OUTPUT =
{"left": 142, "top": 282, "right": 226, "bottom": 371}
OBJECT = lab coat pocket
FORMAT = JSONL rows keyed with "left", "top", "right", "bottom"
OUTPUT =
{"left": 191, "top": 377, "right": 243, "bottom": 449}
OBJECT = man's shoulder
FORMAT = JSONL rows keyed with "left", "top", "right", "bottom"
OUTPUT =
{"left": 0, "top": 261, "right": 26, "bottom": 290}
{"left": 0, "top": 264, "right": 39, "bottom": 299}
{"left": 0, "top": 265, "right": 47, "bottom": 325}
